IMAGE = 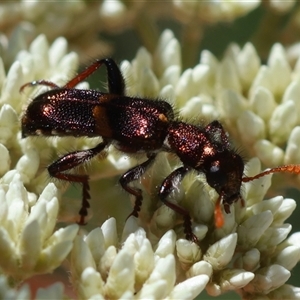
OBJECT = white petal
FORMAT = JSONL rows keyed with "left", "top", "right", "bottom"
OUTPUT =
{"left": 236, "top": 43, "right": 260, "bottom": 89}
{"left": 0, "top": 104, "right": 18, "bottom": 144}
{"left": 0, "top": 143, "right": 10, "bottom": 175}
{"left": 139, "top": 67, "right": 160, "bottom": 98}
{"left": 105, "top": 249, "right": 135, "bottom": 298}
{"left": 71, "top": 235, "right": 96, "bottom": 277}
{"left": 6, "top": 174, "right": 29, "bottom": 234}
{"left": 176, "top": 239, "right": 202, "bottom": 266}
{"left": 19, "top": 220, "right": 41, "bottom": 271}
{"left": 221, "top": 269, "right": 254, "bottom": 290}
{"left": 243, "top": 171, "right": 272, "bottom": 207}
{"left": 244, "top": 264, "right": 290, "bottom": 294}
{"left": 38, "top": 182, "right": 58, "bottom": 202}
{"left": 284, "top": 126, "right": 300, "bottom": 164}
{"left": 154, "top": 29, "right": 181, "bottom": 76}
{"left": 138, "top": 255, "right": 175, "bottom": 298}
{"left": 238, "top": 211, "right": 273, "bottom": 248}
{"left": 121, "top": 216, "right": 140, "bottom": 243}
{"left": 256, "top": 224, "right": 291, "bottom": 250}
{"left": 168, "top": 275, "right": 209, "bottom": 300}
{"left": 152, "top": 204, "right": 177, "bottom": 236}
{"left": 237, "top": 110, "right": 266, "bottom": 145}
{"left": 155, "top": 230, "right": 176, "bottom": 258}
{"left": 268, "top": 43, "right": 291, "bottom": 95}
{"left": 219, "top": 89, "right": 247, "bottom": 121}
{"left": 79, "top": 267, "right": 104, "bottom": 299}
{"left": 186, "top": 260, "right": 213, "bottom": 278}
{"left": 249, "top": 86, "right": 276, "bottom": 121}
{"left": 235, "top": 248, "right": 260, "bottom": 271}
{"left": 29, "top": 34, "right": 49, "bottom": 74}
{"left": 217, "top": 57, "right": 241, "bottom": 93}
{"left": 250, "top": 196, "right": 283, "bottom": 217}
{"left": 287, "top": 232, "right": 300, "bottom": 247}
{"left": 253, "top": 140, "right": 284, "bottom": 166}
{"left": 250, "top": 66, "right": 273, "bottom": 96}
{"left": 85, "top": 227, "right": 106, "bottom": 265}
{"left": 0, "top": 188, "right": 8, "bottom": 227}
{"left": 268, "top": 284, "right": 300, "bottom": 299}
{"left": 269, "top": 101, "right": 297, "bottom": 144}
{"left": 137, "top": 280, "right": 168, "bottom": 299}
{"left": 275, "top": 245, "right": 300, "bottom": 270}
{"left": 43, "top": 197, "right": 59, "bottom": 238}
{"left": 56, "top": 52, "right": 79, "bottom": 81}
{"left": 38, "top": 239, "right": 77, "bottom": 272}
{"left": 175, "top": 68, "right": 193, "bottom": 106}
{"left": 101, "top": 218, "right": 118, "bottom": 248}
{"left": 35, "top": 282, "right": 64, "bottom": 299}
{"left": 200, "top": 50, "right": 218, "bottom": 71}
{"left": 0, "top": 227, "right": 18, "bottom": 272}
{"left": 184, "top": 177, "right": 213, "bottom": 225}
{"left": 160, "top": 66, "right": 180, "bottom": 89}
{"left": 48, "top": 37, "right": 68, "bottom": 66}
{"left": 282, "top": 80, "right": 300, "bottom": 123}
{"left": 25, "top": 199, "right": 47, "bottom": 229}
{"left": 1, "top": 61, "right": 24, "bottom": 109}
{"left": 134, "top": 238, "right": 155, "bottom": 284}
{"left": 273, "top": 198, "right": 296, "bottom": 224}
{"left": 204, "top": 234, "right": 237, "bottom": 270}
{"left": 99, "top": 245, "right": 117, "bottom": 278}
{"left": 0, "top": 57, "right": 5, "bottom": 86}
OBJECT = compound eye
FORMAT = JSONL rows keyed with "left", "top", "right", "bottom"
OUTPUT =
{"left": 206, "top": 160, "right": 227, "bottom": 190}
{"left": 210, "top": 164, "right": 220, "bottom": 174}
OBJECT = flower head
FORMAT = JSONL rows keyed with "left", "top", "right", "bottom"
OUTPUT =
{"left": 0, "top": 173, "right": 78, "bottom": 281}
{"left": 70, "top": 218, "right": 209, "bottom": 299}
{"left": 0, "top": 33, "right": 82, "bottom": 292}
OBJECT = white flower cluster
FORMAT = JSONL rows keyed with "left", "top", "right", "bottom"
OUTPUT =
{"left": 69, "top": 160, "right": 300, "bottom": 299}
{"left": 0, "top": 174, "right": 78, "bottom": 280}
{"left": 0, "top": 34, "right": 82, "bottom": 298}
{"left": 70, "top": 218, "right": 209, "bottom": 299}
{"left": 0, "top": 1, "right": 296, "bottom": 68}
{"left": 173, "top": 0, "right": 260, "bottom": 23}
{"left": 74, "top": 31, "right": 300, "bottom": 298}
{"left": 118, "top": 30, "right": 300, "bottom": 172}
{"left": 0, "top": 29, "right": 299, "bottom": 299}
{"left": 213, "top": 42, "right": 300, "bottom": 168}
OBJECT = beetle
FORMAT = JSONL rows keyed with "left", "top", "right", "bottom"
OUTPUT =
{"left": 21, "top": 58, "right": 300, "bottom": 243}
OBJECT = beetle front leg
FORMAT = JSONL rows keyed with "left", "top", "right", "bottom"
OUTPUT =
{"left": 48, "top": 142, "right": 107, "bottom": 224}
{"left": 159, "top": 166, "right": 198, "bottom": 243}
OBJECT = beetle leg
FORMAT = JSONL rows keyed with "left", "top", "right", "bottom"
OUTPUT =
{"left": 159, "top": 166, "right": 198, "bottom": 243}
{"left": 120, "top": 153, "right": 157, "bottom": 218}
{"left": 48, "top": 142, "right": 107, "bottom": 224}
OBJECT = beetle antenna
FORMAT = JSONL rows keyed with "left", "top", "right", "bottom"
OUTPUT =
{"left": 242, "top": 164, "right": 300, "bottom": 183}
